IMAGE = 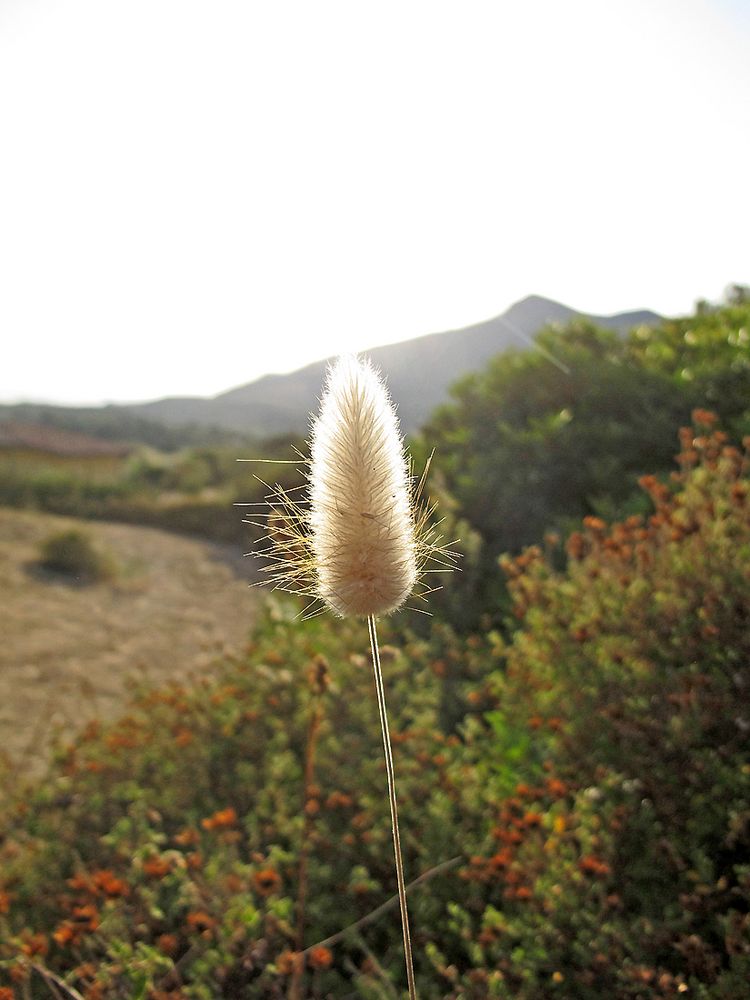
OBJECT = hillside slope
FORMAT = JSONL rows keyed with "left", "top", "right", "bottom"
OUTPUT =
{"left": 131, "top": 295, "right": 661, "bottom": 436}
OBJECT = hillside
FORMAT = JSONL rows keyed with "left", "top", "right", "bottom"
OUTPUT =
{"left": 1, "top": 295, "right": 660, "bottom": 444}
{"left": 0, "top": 421, "right": 133, "bottom": 457}
{"left": 130, "top": 295, "right": 661, "bottom": 436}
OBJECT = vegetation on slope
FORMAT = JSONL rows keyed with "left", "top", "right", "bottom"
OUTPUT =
{"left": 0, "top": 436, "right": 304, "bottom": 546}
{"left": 416, "top": 295, "right": 750, "bottom": 628}
{"left": 0, "top": 416, "right": 747, "bottom": 998}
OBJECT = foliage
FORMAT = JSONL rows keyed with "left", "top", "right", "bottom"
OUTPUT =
{"left": 0, "top": 416, "right": 748, "bottom": 998}
{"left": 37, "top": 529, "right": 115, "bottom": 584}
{"left": 462, "top": 413, "right": 750, "bottom": 998}
{"left": 0, "top": 603, "right": 489, "bottom": 998}
{"left": 0, "top": 436, "right": 305, "bottom": 547}
{"left": 415, "top": 300, "right": 750, "bottom": 628}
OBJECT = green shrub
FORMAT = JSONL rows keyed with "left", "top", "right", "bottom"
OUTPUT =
{"left": 415, "top": 301, "right": 750, "bottom": 630}
{"left": 0, "top": 415, "right": 747, "bottom": 998}
{"left": 462, "top": 411, "right": 750, "bottom": 997}
{"left": 38, "top": 529, "right": 114, "bottom": 583}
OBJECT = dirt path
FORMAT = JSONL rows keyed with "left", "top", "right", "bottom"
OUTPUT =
{"left": 0, "top": 509, "right": 258, "bottom": 775}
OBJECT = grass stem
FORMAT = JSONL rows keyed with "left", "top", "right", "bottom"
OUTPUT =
{"left": 367, "top": 614, "right": 417, "bottom": 1000}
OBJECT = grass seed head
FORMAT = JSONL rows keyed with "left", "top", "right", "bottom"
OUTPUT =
{"left": 246, "top": 354, "right": 456, "bottom": 618}
{"left": 308, "top": 354, "right": 417, "bottom": 617}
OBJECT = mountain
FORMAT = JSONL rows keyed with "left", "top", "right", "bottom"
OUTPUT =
{"left": 128, "top": 295, "right": 661, "bottom": 437}
{"left": 0, "top": 421, "right": 133, "bottom": 457}
{"left": 0, "top": 296, "right": 662, "bottom": 445}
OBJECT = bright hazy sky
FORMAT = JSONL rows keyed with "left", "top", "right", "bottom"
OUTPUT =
{"left": 2, "top": 0, "right": 749, "bottom": 406}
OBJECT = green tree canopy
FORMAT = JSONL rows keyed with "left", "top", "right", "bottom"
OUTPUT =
{"left": 416, "top": 302, "right": 750, "bottom": 628}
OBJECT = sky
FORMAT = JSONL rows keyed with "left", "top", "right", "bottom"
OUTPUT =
{"left": 1, "top": 0, "right": 749, "bottom": 406}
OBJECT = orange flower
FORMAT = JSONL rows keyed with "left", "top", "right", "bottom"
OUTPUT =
{"left": 93, "top": 869, "right": 129, "bottom": 897}
{"left": 143, "top": 856, "right": 172, "bottom": 879}
{"left": 20, "top": 931, "right": 48, "bottom": 957}
{"left": 253, "top": 868, "right": 281, "bottom": 896}
{"left": 325, "top": 791, "right": 353, "bottom": 809}
{"left": 308, "top": 945, "right": 333, "bottom": 971}
{"left": 73, "top": 962, "right": 97, "bottom": 980}
{"left": 157, "top": 933, "right": 179, "bottom": 957}
{"left": 566, "top": 531, "right": 586, "bottom": 560}
{"left": 52, "top": 922, "right": 76, "bottom": 947}
{"left": 731, "top": 482, "right": 747, "bottom": 504}
{"left": 579, "top": 855, "right": 611, "bottom": 877}
{"left": 0, "top": 890, "right": 10, "bottom": 914}
{"left": 583, "top": 515, "right": 606, "bottom": 533}
{"left": 275, "top": 950, "right": 298, "bottom": 976}
{"left": 174, "top": 826, "right": 200, "bottom": 847}
{"left": 67, "top": 873, "right": 91, "bottom": 892}
{"left": 185, "top": 911, "right": 217, "bottom": 935}
{"left": 105, "top": 731, "right": 139, "bottom": 750}
{"left": 489, "top": 849, "right": 512, "bottom": 870}
{"left": 8, "top": 965, "right": 27, "bottom": 985}
{"left": 201, "top": 806, "right": 238, "bottom": 831}
{"left": 692, "top": 408, "right": 717, "bottom": 427}
{"left": 68, "top": 868, "right": 129, "bottom": 897}
{"left": 71, "top": 904, "right": 99, "bottom": 932}
{"left": 0, "top": 988, "right": 15, "bottom": 1000}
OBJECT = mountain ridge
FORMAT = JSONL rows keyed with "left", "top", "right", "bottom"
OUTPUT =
{"left": 2, "top": 295, "right": 662, "bottom": 442}
{"left": 130, "top": 295, "right": 660, "bottom": 435}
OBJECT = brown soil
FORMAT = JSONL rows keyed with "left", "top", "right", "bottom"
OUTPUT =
{"left": 0, "top": 508, "right": 257, "bottom": 775}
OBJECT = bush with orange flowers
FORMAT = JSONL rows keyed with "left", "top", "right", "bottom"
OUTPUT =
{"left": 449, "top": 414, "right": 750, "bottom": 998}
{"left": 0, "top": 406, "right": 748, "bottom": 996}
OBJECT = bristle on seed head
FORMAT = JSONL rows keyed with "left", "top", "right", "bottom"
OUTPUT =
{"left": 243, "top": 355, "right": 457, "bottom": 618}
{"left": 309, "top": 355, "right": 417, "bottom": 618}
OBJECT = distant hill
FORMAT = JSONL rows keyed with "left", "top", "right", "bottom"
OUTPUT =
{"left": 0, "top": 421, "right": 133, "bottom": 458}
{"left": 0, "top": 403, "right": 252, "bottom": 452}
{"left": 1, "top": 295, "right": 661, "bottom": 444}
{"left": 129, "top": 295, "right": 660, "bottom": 436}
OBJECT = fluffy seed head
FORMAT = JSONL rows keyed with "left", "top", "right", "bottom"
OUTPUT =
{"left": 244, "top": 355, "right": 456, "bottom": 618}
{"left": 309, "top": 355, "right": 417, "bottom": 617}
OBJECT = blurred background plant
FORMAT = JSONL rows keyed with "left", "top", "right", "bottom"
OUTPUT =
{"left": 36, "top": 529, "right": 115, "bottom": 584}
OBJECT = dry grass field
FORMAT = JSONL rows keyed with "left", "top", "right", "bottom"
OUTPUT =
{"left": 0, "top": 508, "right": 257, "bottom": 777}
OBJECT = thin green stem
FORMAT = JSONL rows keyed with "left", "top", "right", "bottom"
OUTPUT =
{"left": 367, "top": 614, "right": 417, "bottom": 1000}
